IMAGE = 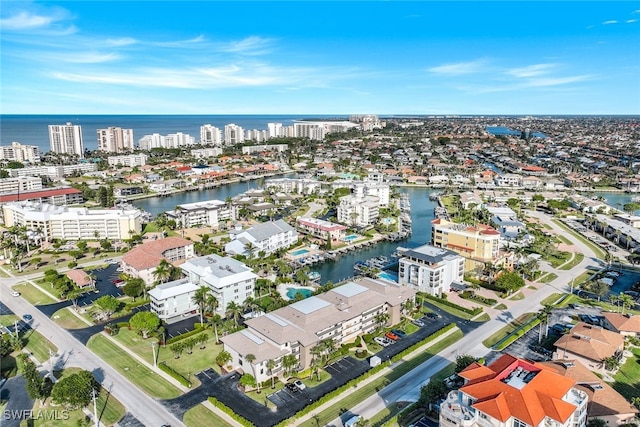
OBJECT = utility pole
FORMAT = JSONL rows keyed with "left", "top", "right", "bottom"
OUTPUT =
{"left": 151, "top": 341, "right": 157, "bottom": 367}
{"left": 92, "top": 388, "right": 99, "bottom": 427}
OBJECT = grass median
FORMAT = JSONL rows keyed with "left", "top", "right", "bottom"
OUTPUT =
{"left": 552, "top": 220, "right": 606, "bottom": 259}
{"left": 297, "top": 329, "right": 463, "bottom": 427}
{"left": 183, "top": 403, "right": 233, "bottom": 427}
{"left": 51, "top": 307, "right": 92, "bottom": 329}
{"left": 559, "top": 253, "right": 585, "bottom": 270}
{"left": 482, "top": 313, "right": 536, "bottom": 348}
{"left": 13, "top": 282, "right": 58, "bottom": 305}
{"left": 86, "top": 334, "right": 182, "bottom": 399}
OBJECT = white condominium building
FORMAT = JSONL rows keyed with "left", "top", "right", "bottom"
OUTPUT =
{"left": 241, "top": 144, "right": 288, "bottom": 155}
{"left": 267, "top": 122, "right": 283, "bottom": 138}
{"left": 138, "top": 133, "right": 165, "bottom": 150}
{"left": 191, "top": 147, "right": 223, "bottom": 159}
{"left": 0, "top": 142, "right": 41, "bottom": 163}
{"left": 107, "top": 154, "right": 148, "bottom": 167}
{"left": 48, "top": 122, "right": 84, "bottom": 157}
{"left": 225, "top": 219, "right": 298, "bottom": 256}
{"left": 166, "top": 199, "right": 236, "bottom": 229}
{"left": 2, "top": 202, "right": 142, "bottom": 241}
{"left": 224, "top": 124, "right": 245, "bottom": 145}
{"left": 293, "top": 120, "right": 360, "bottom": 140}
{"left": 149, "top": 279, "right": 200, "bottom": 322}
{"left": 398, "top": 244, "right": 465, "bottom": 295}
{"left": 337, "top": 195, "right": 380, "bottom": 227}
{"left": 180, "top": 255, "right": 257, "bottom": 317}
{"left": 97, "top": 127, "right": 134, "bottom": 153}
{"left": 6, "top": 163, "right": 97, "bottom": 179}
{"left": 0, "top": 177, "right": 43, "bottom": 195}
{"left": 166, "top": 132, "right": 195, "bottom": 148}
{"left": 264, "top": 177, "right": 321, "bottom": 195}
{"left": 200, "top": 124, "right": 223, "bottom": 146}
{"left": 352, "top": 182, "right": 390, "bottom": 207}
{"left": 245, "top": 129, "right": 269, "bottom": 142}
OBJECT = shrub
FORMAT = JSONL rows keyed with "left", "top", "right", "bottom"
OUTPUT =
{"left": 166, "top": 327, "right": 206, "bottom": 344}
{"left": 158, "top": 362, "right": 191, "bottom": 388}
{"left": 208, "top": 397, "right": 253, "bottom": 426}
{"left": 422, "top": 294, "right": 482, "bottom": 315}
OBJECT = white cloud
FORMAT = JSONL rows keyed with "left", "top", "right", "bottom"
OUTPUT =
{"left": 49, "top": 52, "right": 121, "bottom": 64}
{"left": 602, "top": 20, "right": 618, "bottom": 25}
{"left": 105, "top": 37, "right": 138, "bottom": 47}
{"left": 0, "top": 11, "right": 57, "bottom": 30}
{"left": 427, "top": 59, "right": 487, "bottom": 75}
{"left": 525, "top": 75, "right": 593, "bottom": 87}
{"left": 507, "top": 64, "right": 556, "bottom": 78}
{"left": 626, "top": 19, "right": 638, "bottom": 23}
{"left": 218, "top": 36, "right": 275, "bottom": 54}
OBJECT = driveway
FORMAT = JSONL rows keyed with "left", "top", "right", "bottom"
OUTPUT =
{"left": 0, "top": 376, "right": 35, "bottom": 427}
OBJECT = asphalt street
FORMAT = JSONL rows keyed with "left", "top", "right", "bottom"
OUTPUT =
{"left": 325, "top": 210, "right": 602, "bottom": 426}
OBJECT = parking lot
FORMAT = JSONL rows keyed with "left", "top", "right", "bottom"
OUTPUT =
{"left": 267, "top": 382, "right": 308, "bottom": 407}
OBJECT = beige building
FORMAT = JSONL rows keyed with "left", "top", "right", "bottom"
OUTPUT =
{"left": 2, "top": 201, "right": 141, "bottom": 241}
{"left": 431, "top": 218, "right": 502, "bottom": 272}
{"left": 97, "top": 127, "right": 134, "bottom": 153}
{"left": 49, "top": 122, "right": 84, "bottom": 158}
{"left": 553, "top": 322, "right": 625, "bottom": 371}
{"left": 0, "top": 176, "right": 42, "bottom": 195}
{"left": 602, "top": 312, "right": 640, "bottom": 337}
{"left": 121, "top": 237, "right": 195, "bottom": 286}
{"left": 221, "top": 278, "right": 415, "bottom": 384}
{"left": 0, "top": 142, "right": 41, "bottom": 163}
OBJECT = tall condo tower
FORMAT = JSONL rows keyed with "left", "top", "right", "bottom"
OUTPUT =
{"left": 49, "top": 122, "right": 84, "bottom": 158}
{"left": 97, "top": 127, "right": 134, "bottom": 153}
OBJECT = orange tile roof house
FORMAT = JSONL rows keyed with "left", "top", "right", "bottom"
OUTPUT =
{"left": 121, "top": 237, "right": 194, "bottom": 286}
{"left": 66, "top": 269, "right": 94, "bottom": 288}
{"left": 553, "top": 322, "right": 625, "bottom": 371}
{"left": 541, "top": 359, "right": 639, "bottom": 425}
{"left": 441, "top": 354, "right": 589, "bottom": 427}
{"left": 602, "top": 312, "right": 640, "bottom": 337}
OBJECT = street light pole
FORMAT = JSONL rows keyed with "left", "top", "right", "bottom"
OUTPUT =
{"left": 92, "top": 388, "right": 98, "bottom": 427}
{"left": 151, "top": 342, "right": 157, "bottom": 367}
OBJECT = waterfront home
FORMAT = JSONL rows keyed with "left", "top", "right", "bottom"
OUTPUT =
{"left": 221, "top": 277, "right": 416, "bottom": 384}
{"left": 296, "top": 217, "right": 347, "bottom": 243}
{"left": 167, "top": 199, "right": 235, "bottom": 229}
{"left": 225, "top": 219, "right": 298, "bottom": 256}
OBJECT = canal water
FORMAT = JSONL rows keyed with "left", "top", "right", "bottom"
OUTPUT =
{"left": 133, "top": 180, "right": 637, "bottom": 284}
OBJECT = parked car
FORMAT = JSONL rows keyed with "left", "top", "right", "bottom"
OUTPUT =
{"left": 391, "top": 329, "right": 406, "bottom": 337}
{"left": 285, "top": 382, "right": 300, "bottom": 393}
{"left": 385, "top": 331, "right": 399, "bottom": 341}
{"left": 425, "top": 312, "right": 440, "bottom": 320}
{"left": 293, "top": 380, "right": 306, "bottom": 391}
{"left": 412, "top": 319, "right": 425, "bottom": 327}
{"left": 374, "top": 336, "right": 390, "bottom": 347}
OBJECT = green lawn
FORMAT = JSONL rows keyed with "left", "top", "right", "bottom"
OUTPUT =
{"left": 297, "top": 330, "right": 464, "bottom": 427}
{"left": 482, "top": 313, "right": 536, "bottom": 348}
{"left": 494, "top": 303, "right": 508, "bottom": 310}
{"left": 559, "top": 253, "right": 585, "bottom": 270}
{"left": 509, "top": 292, "right": 525, "bottom": 301}
{"left": 13, "top": 282, "right": 58, "bottom": 305}
{"left": 552, "top": 220, "right": 607, "bottom": 259}
{"left": 563, "top": 294, "right": 640, "bottom": 316}
{"left": 86, "top": 334, "right": 182, "bottom": 399}
{"left": 539, "top": 272, "right": 558, "bottom": 283}
{"left": 423, "top": 299, "right": 479, "bottom": 321}
{"left": 540, "top": 293, "right": 566, "bottom": 306}
{"left": 51, "top": 307, "right": 92, "bottom": 329}
{"left": 183, "top": 403, "right": 233, "bottom": 427}
{"left": 612, "top": 347, "right": 640, "bottom": 402}
{"left": 556, "top": 235, "right": 572, "bottom": 245}
{"left": 22, "top": 329, "right": 58, "bottom": 364}
{"left": 19, "top": 368, "right": 126, "bottom": 427}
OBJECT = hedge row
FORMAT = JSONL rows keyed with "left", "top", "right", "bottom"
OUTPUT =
{"left": 460, "top": 291, "right": 497, "bottom": 306}
{"left": 166, "top": 326, "right": 206, "bottom": 344}
{"left": 494, "top": 318, "right": 541, "bottom": 351}
{"left": 208, "top": 397, "right": 253, "bottom": 427}
{"left": 276, "top": 323, "right": 458, "bottom": 427}
{"left": 158, "top": 362, "right": 191, "bottom": 388}
{"left": 423, "top": 294, "right": 482, "bottom": 315}
{"left": 125, "top": 299, "right": 149, "bottom": 310}
{"left": 391, "top": 323, "right": 456, "bottom": 363}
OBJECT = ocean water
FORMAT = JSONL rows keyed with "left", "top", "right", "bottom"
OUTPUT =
{"left": 486, "top": 126, "right": 546, "bottom": 138}
{"left": 0, "top": 114, "right": 343, "bottom": 152}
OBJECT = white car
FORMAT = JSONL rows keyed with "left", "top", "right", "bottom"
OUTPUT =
{"left": 374, "top": 336, "right": 390, "bottom": 347}
{"left": 11, "top": 291, "right": 20, "bottom": 297}
{"left": 293, "top": 380, "right": 306, "bottom": 390}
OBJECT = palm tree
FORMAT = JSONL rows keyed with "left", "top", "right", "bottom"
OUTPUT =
{"left": 374, "top": 312, "right": 389, "bottom": 332}
{"left": 618, "top": 293, "right": 634, "bottom": 315}
{"left": 243, "top": 241, "right": 256, "bottom": 259}
{"left": 281, "top": 354, "right": 298, "bottom": 377}
{"left": 153, "top": 259, "right": 172, "bottom": 284}
{"left": 216, "top": 350, "right": 232, "bottom": 369}
{"left": 537, "top": 305, "right": 553, "bottom": 343}
{"left": 244, "top": 353, "right": 259, "bottom": 393}
{"left": 192, "top": 286, "right": 211, "bottom": 326}
{"left": 226, "top": 301, "right": 242, "bottom": 326}
{"left": 266, "top": 359, "right": 277, "bottom": 389}
{"left": 205, "top": 293, "right": 219, "bottom": 317}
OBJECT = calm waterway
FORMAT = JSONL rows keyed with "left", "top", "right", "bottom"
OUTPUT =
{"left": 133, "top": 182, "right": 637, "bottom": 284}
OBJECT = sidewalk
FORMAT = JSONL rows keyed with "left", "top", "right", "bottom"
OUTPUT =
{"left": 291, "top": 326, "right": 460, "bottom": 426}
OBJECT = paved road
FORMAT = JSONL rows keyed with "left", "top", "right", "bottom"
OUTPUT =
{"left": 327, "top": 210, "right": 602, "bottom": 426}
{"left": 1, "top": 273, "right": 184, "bottom": 427}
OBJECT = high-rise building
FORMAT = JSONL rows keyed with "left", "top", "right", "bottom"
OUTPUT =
{"left": 224, "top": 124, "right": 244, "bottom": 145}
{"left": 267, "top": 122, "right": 283, "bottom": 138}
{"left": 0, "top": 142, "right": 41, "bottom": 163}
{"left": 200, "top": 124, "right": 223, "bottom": 146}
{"left": 97, "top": 127, "right": 134, "bottom": 153}
{"left": 48, "top": 122, "right": 84, "bottom": 157}
{"left": 138, "top": 133, "right": 165, "bottom": 150}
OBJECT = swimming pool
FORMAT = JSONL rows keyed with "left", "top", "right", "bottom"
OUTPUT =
{"left": 344, "top": 234, "right": 359, "bottom": 242}
{"left": 290, "top": 248, "right": 310, "bottom": 256}
{"left": 381, "top": 217, "right": 395, "bottom": 225}
{"left": 378, "top": 271, "right": 398, "bottom": 283}
{"left": 286, "top": 287, "right": 313, "bottom": 299}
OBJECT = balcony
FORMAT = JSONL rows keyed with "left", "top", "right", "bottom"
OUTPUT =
{"left": 440, "top": 391, "right": 478, "bottom": 427}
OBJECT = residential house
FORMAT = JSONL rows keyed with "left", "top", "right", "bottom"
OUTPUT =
{"left": 553, "top": 322, "right": 625, "bottom": 371}
{"left": 66, "top": 269, "right": 95, "bottom": 289}
{"left": 602, "top": 312, "right": 640, "bottom": 337}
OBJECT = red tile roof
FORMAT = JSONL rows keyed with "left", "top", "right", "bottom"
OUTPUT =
{"left": 66, "top": 269, "right": 92, "bottom": 288}
{"left": 0, "top": 187, "right": 82, "bottom": 203}
{"left": 122, "top": 237, "right": 192, "bottom": 271}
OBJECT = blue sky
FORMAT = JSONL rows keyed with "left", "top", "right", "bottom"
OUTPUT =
{"left": 1, "top": 1, "right": 639, "bottom": 115}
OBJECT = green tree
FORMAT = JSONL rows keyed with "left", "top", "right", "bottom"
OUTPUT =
{"left": 122, "top": 278, "right": 145, "bottom": 301}
{"left": 17, "top": 354, "right": 51, "bottom": 404}
{"left": 93, "top": 295, "right": 120, "bottom": 319}
{"left": 238, "top": 373, "right": 256, "bottom": 391}
{"left": 282, "top": 354, "right": 298, "bottom": 377}
{"left": 419, "top": 379, "right": 447, "bottom": 407}
{"left": 225, "top": 301, "right": 242, "bottom": 326}
{"left": 170, "top": 342, "right": 185, "bottom": 359}
{"left": 455, "top": 354, "right": 476, "bottom": 373}
{"left": 216, "top": 350, "right": 232, "bottom": 368}
{"left": 51, "top": 370, "right": 96, "bottom": 410}
{"left": 153, "top": 259, "right": 173, "bottom": 284}
{"left": 587, "top": 419, "right": 606, "bottom": 427}
{"left": 192, "top": 286, "right": 211, "bottom": 326}
{"left": 266, "top": 359, "right": 277, "bottom": 389}
{"left": 129, "top": 311, "right": 160, "bottom": 339}
{"left": 495, "top": 271, "right": 525, "bottom": 295}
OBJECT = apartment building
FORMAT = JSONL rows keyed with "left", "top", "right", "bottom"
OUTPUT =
{"left": 49, "top": 122, "right": 84, "bottom": 157}
{"left": 241, "top": 144, "right": 288, "bottom": 155}
{"left": 221, "top": 278, "right": 416, "bottom": 384}
{"left": 398, "top": 244, "right": 465, "bottom": 295}
{"left": 191, "top": 147, "right": 223, "bottom": 159}
{"left": 352, "top": 182, "right": 390, "bottom": 207}
{"left": 97, "top": 127, "right": 134, "bottom": 153}
{"left": 431, "top": 218, "right": 501, "bottom": 272}
{"left": 293, "top": 120, "right": 360, "bottom": 141}
{"left": 296, "top": 217, "right": 347, "bottom": 242}
{"left": 149, "top": 279, "right": 200, "bottom": 322}
{"left": 121, "top": 237, "right": 195, "bottom": 286}
{"left": 138, "top": 133, "right": 165, "bottom": 150}
{"left": 180, "top": 255, "right": 257, "bottom": 317}
{"left": 2, "top": 202, "right": 142, "bottom": 241}
{"left": 166, "top": 199, "right": 236, "bottom": 229}
{"left": 585, "top": 213, "right": 640, "bottom": 253}
{"left": 441, "top": 354, "right": 589, "bottom": 427}
{"left": 337, "top": 195, "right": 380, "bottom": 227}
{"left": 200, "top": 124, "right": 223, "bottom": 146}
{"left": 264, "top": 177, "right": 322, "bottom": 195}
{"left": 0, "top": 187, "right": 83, "bottom": 209}
{"left": 225, "top": 219, "right": 298, "bottom": 256}
{"left": 0, "top": 177, "right": 42, "bottom": 195}
{"left": 6, "top": 163, "right": 97, "bottom": 179}
{"left": 495, "top": 173, "right": 523, "bottom": 187}
{"left": 224, "top": 124, "right": 245, "bottom": 145}
{"left": 165, "top": 132, "right": 195, "bottom": 148}
{"left": 107, "top": 154, "right": 148, "bottom": 168}
{"left": 0, "top": 142, "right": 40, "bottom": 163}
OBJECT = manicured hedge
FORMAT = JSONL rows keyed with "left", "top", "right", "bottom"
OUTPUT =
{"left": 460, "top": 291, "right": 497, "bottom": 306}
{"left": 125, "top": 300, "right": 149, "bottom": 310}
{"left": 494, "top": 318, "right": 541, "bottom": 351}
{"left": 166, "top": 326, "right": 206, "bottom": 344}
{"left": 208, "top": 397, "right": 253, "bottom": 427}
{"left": 423, "top": 294, "right": 482, "bottom": 315}
{"left": 158, "top": 361, "right": 191, "bottom": 388}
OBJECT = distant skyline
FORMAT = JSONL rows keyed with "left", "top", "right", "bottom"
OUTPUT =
{"left": 1, "top": 1, "right": 639, "bottom": 115}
